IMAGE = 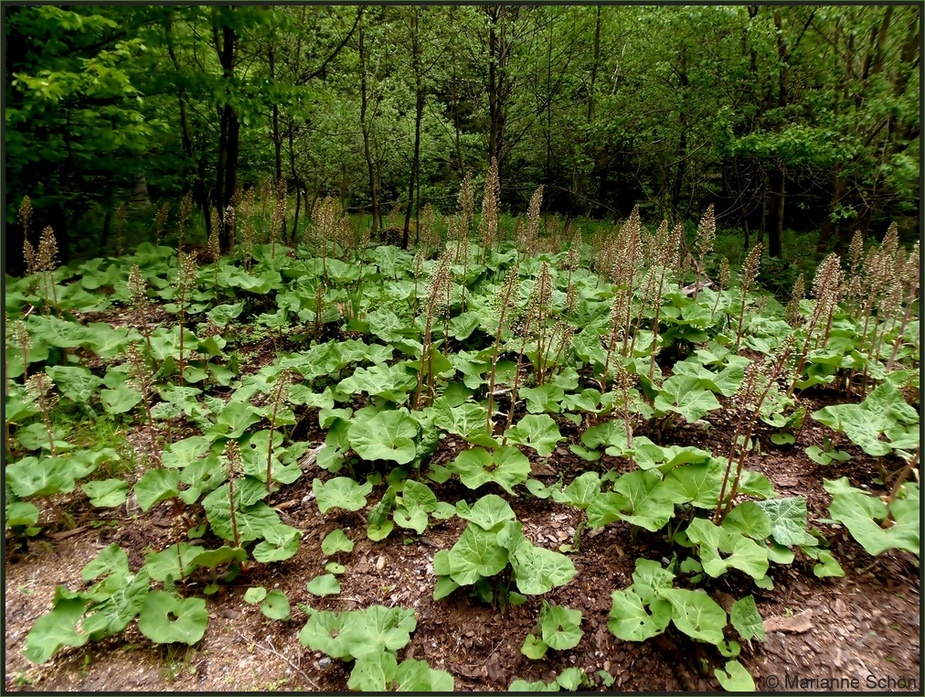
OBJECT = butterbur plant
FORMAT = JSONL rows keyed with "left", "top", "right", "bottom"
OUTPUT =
{"left": 127, "top": 343, "right": 159, "bottom": 457}
{"left": 37, "top": 226, "right": 61, "bottom": 317}
{"left": 885, "top": 242, "right": 919, "bottom": 372}
{"left": 128, "top": 265, "right": 157, "bottom": 364}
{"left": 734, "top": 243, "right": 762, "bottom": 350}
{"left": 26, "top": 372, "right": 57, "bottom": 454}
{"left": 175, "top": 251, "right": 199, "bottom": 387}
{"left": 714, "top": 337, "right": 794, "bottom": 523}
{"left": 177, "top": 191, "right": 193, "bottom": 250}
{"left": 14, "top": 320, "right": 31, "bottom": 383}
{"left": 477, "top": 157, "right": 500, "bottom": 262}
{"left": 154, "top": 201, "right": 170, "bottom": 246}
{"left": 486, "top": 264, "right": 521, "bottom": 434}
{"left": 223, "top": 441, "right": 243, "bottom": 548}
{"left": 710, "top": 256, "right": 731, "bottom": 321}
{"left": 266, "top": 369, "right": 292, "bottom": 493}
{"left": 692, "top": 204, "right": 715, "bottom": 300}
{"left": 413, "top": 253, "right": 451, "bottom": 410}
{"left": 787, "top": 253, "right": 842, "bottom": 397}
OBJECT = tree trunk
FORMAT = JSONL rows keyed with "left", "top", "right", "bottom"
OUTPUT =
{"left": 213, "top": 8, "right": 240, "bottom": 252}
{"left": 358, "top": 24, "right": 381, "bottom": 232}
{"left": 766, "top": 168, "right": 785, "bottom": 258}
{"left": 403, "top": 7, "right": 423, "bottom": 250}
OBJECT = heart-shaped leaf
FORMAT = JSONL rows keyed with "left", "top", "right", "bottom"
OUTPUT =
{"left": 138, "top": 591, "right": 208, "bottom": 644}
{"left": 348, "top": 409, "right": 419, "bottom": 464}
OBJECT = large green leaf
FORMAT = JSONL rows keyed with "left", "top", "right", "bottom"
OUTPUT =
{"left": 607, "top": 588, "right": 671, "bottom": 642}
{"left": 82, "top": 478, "right": 129, "bottom": 508}
{"left": 454, "top": 494, "right": 516, "bottom": 532}
{"left": 394, "top": 659, "right": 455, "bottom": 691}
{"left": 538, "top": 602, "right": 583, "bottom": 650}
{"left": 755, "top": 497, "right": 814, "bottom": 547}
{"left": 348, "top": 651, "right": 398, "bottom": 692}
{"left": 100, "top": 383, "right": 143, "bottom": 415}
{"left": 252, "top": 524, "right": 301, "bottom": 562}
{"left": 24, "top": 592, "right": 90, "bottom": 663}
{"left": 313, "top": 477, "right": 373, "bottom": 513}
{"left": 730, "top": 595, "right": 765, "bottom": 641}
{"left": 80, "top": 566, "right": 150, "bottom": 640}
{"left": 687, "top": 518, "right": 769, "bottom": 581}
{"left": 202, "top": 485, "right": 282, "bottom": 543}
{"left": 658, "top": 588, "right": 726, "bottom": 645}
{"left": 134, "top": 469, "right": 180, "bottom": 512}
{"left": 46, "top": 365, "right": 103, "bottom": 403}
{"left": 714, "top": 660, "right": 755, "bottom": 691}
{"left": 298, "top": 610, "right": 352, "bottom": 658}
{"left": 448, "top": 446, "right": 531, "bottom": 494}
{"left": 446, "top": 524, "right": 509, "bottom": 586}
{"left": 553, "top": 471, "right": 601, "bottom": 510}
{"left": 344, "top": 605, "right": 418, "bottom": 657}
{"left": 138, "top": 591, "right": 208, "bottom": 644}
{"left": 662, "top": 460, "right": 723, "bottom": 508}
{"left": 824, "top": 478, "right": 919, "bottom": 556}
{"left": 510, "top": 543, "right": 577, "bottom": 595}
{"left": 504, "top": 414, "right": 563, "bottom": 456}
{"left": 653, "top": 374, "right": 721, "bottom": 422}
{"left": 613, "top": 470, "right": 674, "bottom": 532}
{"left": 348, "top": 409, "right": 419, "bottom": 464}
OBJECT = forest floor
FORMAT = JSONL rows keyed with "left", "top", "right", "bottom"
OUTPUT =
{"left": 4, "top": 387, "right": 920, "bottom": 693}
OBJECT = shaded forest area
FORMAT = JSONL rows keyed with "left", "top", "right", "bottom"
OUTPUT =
{"left": 4, "top": 4, "right": 921, "bottom": 272}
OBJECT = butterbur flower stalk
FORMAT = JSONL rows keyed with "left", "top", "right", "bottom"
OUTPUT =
{"left": 26, "top": 372, "right": 57, "bottom": 454}
{"left": 784, "top": 273, "right": 805, "bottom": 327}
{"left": 420, "top": 203, "right": 437, "bottom": 251}
{"left": 715, "top": 336, "right": 794, "bottom": 523}
{"left": 693, "top": 205, "right": 715, "bottom": 300}
{"left": 127, "top": 342, "right": 158, "bottom": 453}
{"left": 14, "top": 320, "right": 31, "bottom": 383}
{"left": 266, "top": 369, "right": 292, "bottom": 494}
{"left": 845, "top": 230, "right": 864, "bottom": 313}
{"left": 486, "top": 264, "right": 521, "bottom": 433}
{"left": 787, "top": 253, "right": 841, "bottom": 397}
{"left": 601, "top": 287, "right": 629, "bottom": 392}
{"left": 178, "top": 191, "right": 193, "bottom": 251}
{"left": 647, "top": 222, "right": 682, "bottom": 379}
{"left": 223, "top": 441, "right": 243, "bottom": 549}
{"left": 520, "top": 185, "right": 544, "bottom": 258}
{"left": 413, "top": 253, "right": 451, "bottom": 410}
{"left": 734, "top": 243, "right": 762, "bottom": 350}
{"left": 529, "top": 263, "right": 554, "bottom": 384}
{"left": 128, "top": 265, "right": 157, "bottom": 364}
{"left": 477, "top": 158, "right": 500, "bottom": 262}
{"left": 886, "top": 242, "right": 919, "bottom": 372}
{"left": 270, "top": 178, "right": 287, "bottom": 256}
{"left": 154, "top": 202, "right": 170, "bottom": 246}
{"left": 612, "top": 363, "right": 636, "bottom": 467}
{"left": 313, "top": 283, "right": 325, "bottom": 342}
{"left": 711, "top": 257, "right": 731, "bottom": 320}
{"left": 37, "top": 226, "right": 61, "bottom": 317}
{"left": 175, "top": 252, "right": 199, "bottom": 387}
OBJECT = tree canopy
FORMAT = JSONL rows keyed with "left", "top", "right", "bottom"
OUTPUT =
{"left": 4, "top": 4, "right": 919, "bottom": 271}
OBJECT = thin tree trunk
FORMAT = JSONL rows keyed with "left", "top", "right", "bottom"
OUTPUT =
{"left": 403, "top": 7, "right": 423, "bottom": 250}
{"left": 359, "top": 24, "right": 381, "bottom": 232}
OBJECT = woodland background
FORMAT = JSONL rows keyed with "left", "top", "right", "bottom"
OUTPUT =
{"left": 4, "top": 4, "right": 921, "bottom": 271}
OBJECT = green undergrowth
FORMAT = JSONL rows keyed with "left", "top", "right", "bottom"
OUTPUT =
{"left": 5, "top": 205, "right": 919, "bottom": 691}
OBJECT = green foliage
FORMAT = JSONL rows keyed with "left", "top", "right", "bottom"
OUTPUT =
{"left": 824, "top": 478, "right": 919, "bottom": 557}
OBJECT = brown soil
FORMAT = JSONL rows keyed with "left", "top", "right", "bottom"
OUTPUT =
{"left": 4, "top": 308, "right": 920, "bottom": 692}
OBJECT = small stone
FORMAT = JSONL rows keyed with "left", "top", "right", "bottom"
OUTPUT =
{"left": 318, "top": 657, "right": 331, "bottom": 668}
